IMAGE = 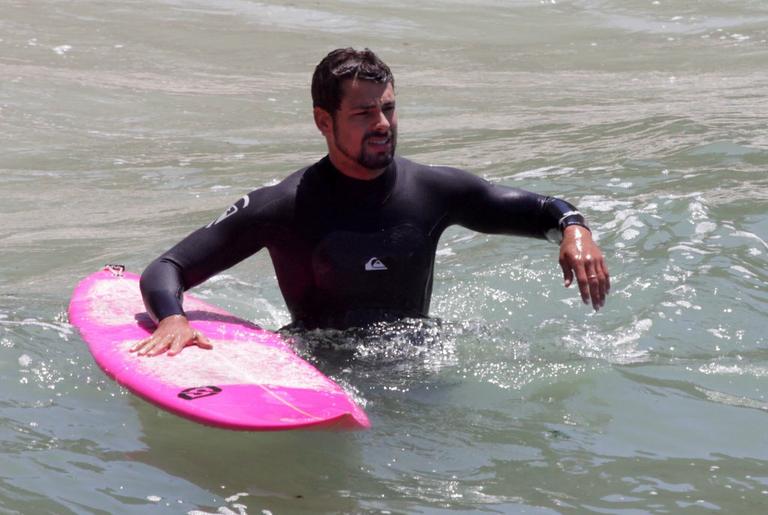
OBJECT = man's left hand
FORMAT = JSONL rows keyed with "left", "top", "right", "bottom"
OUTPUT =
{"left": 559, "top": 225, "right": 610, "bottom": 310}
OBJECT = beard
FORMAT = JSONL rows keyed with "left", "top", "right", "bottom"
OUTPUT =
{"left": 333, "top": 125, "right": 397, "bottom": 172}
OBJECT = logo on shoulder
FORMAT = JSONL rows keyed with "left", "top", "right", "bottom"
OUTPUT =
{"left": 178, "top": 385, "right": 222, "bottom": 400}
{"left": 207, "top": 194, "right": 250, "bottom": 228}
{"left": 365, "top": 257, "right": 388, "bottom": 271}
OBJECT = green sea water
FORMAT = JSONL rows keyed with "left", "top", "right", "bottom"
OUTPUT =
{"left": 2, "top": 1, "right": 767, "bottom": 513}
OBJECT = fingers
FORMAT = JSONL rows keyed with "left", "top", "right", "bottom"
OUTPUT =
{"left": 194, "top": 331, "right": 213, "bottom": 350}
{"left": 129, "top": 335, "right": 162, "bottom": 355}
{"left": 560, "top": 251, "right": 595, "bottom": 305}
{"left": 575, "top": 265, "right": 592, "bottom": 307}
{"left": 559, "top": 229, "right": 610, "bottom": 311}
{"left": 129, "top": 328, "right": 212, "bottom": 357}
{"left": 129, "top": 333, "right": 178, "bottom": 356}
{"left": 166, "top": 333, "right": 188, "bottom": 356}
{"left": 587, "top": 269, "right": 603, "bottom": 310}
{"left": 560, "top": 256, "right": 574, "bottom": 288}
{"left": 580, "top": 259, "right": 609, "bottom": 311}
{"left": 167, "top": 330, "right": 212, "bottom": 356}
{"left": 562, "top": 256, "right": 610, "bottom": 311}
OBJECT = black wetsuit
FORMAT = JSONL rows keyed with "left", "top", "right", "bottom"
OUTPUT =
{"left": 140, "top": 156, "right": 587, "bottom": 329}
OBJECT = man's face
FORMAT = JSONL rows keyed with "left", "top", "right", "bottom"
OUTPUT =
{"left": 319, "top": 79, "right": 397, "bottom": 179}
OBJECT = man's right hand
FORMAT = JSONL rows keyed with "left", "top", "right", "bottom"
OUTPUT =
{"left": 130, "top": 314, "right": 213, "bottom": 357}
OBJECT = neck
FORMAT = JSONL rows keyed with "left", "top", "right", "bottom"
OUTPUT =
{"left": 327, "top": 152, "right": 387, "bottom": 181}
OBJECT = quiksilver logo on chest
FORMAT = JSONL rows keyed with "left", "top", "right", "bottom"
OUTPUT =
{"left": 365, "top": 257, "right": 388, "bottom": 271}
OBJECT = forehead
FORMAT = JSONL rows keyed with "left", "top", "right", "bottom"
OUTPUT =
{"left": 339, "top": 79, "right": 395, "bottom": 108}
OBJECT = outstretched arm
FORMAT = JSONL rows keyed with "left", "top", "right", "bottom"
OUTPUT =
{"left": 443, "top": 168, "right": 610, "bottom": 310}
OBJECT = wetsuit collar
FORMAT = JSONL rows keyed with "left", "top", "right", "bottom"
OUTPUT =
{"left": 320, "top": 155, "right": 397, "bottom": 207}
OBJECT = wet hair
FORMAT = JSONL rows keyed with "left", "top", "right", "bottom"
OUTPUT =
{"left": 311, "top": 48, "right": 394, "bottom": 115}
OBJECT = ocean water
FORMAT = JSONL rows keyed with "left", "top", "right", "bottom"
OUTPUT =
{"left": 2, "top": 0, "right": 767, "bottom": 513}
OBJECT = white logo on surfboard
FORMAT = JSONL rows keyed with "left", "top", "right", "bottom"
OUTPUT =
{"left": 365, "top": 257, "right": 388, "bottom": 271}
{"left": 207, "top": 194, "right": 250, "bottom": 228}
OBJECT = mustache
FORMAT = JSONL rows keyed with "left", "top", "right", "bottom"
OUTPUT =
{"left": 363, "top": 130, "right": 395, "bottom": 140}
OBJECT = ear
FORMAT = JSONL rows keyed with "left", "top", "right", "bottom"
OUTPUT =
{"left": 313, "top": 107, "right": 333, "bottom": 136}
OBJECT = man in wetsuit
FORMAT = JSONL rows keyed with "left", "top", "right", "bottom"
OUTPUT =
{"left": 132, "top": 48, "right": 610, "bottom": 357}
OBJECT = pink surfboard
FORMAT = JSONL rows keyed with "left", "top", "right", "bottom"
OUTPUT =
{"left": 68, "top": 266, "right": 369, "bottom": 431}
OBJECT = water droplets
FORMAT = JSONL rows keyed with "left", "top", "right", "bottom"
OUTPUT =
{"left": 18, "top": 354, "right": 32, "bottom": 368}
{"left": 52, "top": 44, "right": 72, "bottom": 56}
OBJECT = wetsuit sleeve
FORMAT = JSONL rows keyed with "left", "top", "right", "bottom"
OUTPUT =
{"left": 139, "top": 192, "right": 271, "bottom": 323}
{"left": 443, "top": 168, "right": 588, "bottom": 240}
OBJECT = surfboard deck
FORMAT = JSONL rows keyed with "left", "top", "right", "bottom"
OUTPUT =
{"left": 68, "top": 266, "right": 370, "bottom": 431}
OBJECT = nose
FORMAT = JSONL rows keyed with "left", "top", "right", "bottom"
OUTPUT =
{"left": 373, "top": 108, "right": 390, "bottom": 132}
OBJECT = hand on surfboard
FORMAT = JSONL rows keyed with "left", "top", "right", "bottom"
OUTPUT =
{"left": 559, "top": 225, "right": 610, "bottom": 311}
{"left": 130, "top": 314, "right": 213, "bottom": 357}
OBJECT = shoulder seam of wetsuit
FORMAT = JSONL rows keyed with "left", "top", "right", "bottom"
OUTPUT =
{"left": 234, "top": 168, "right": 310, "bottom": 223}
